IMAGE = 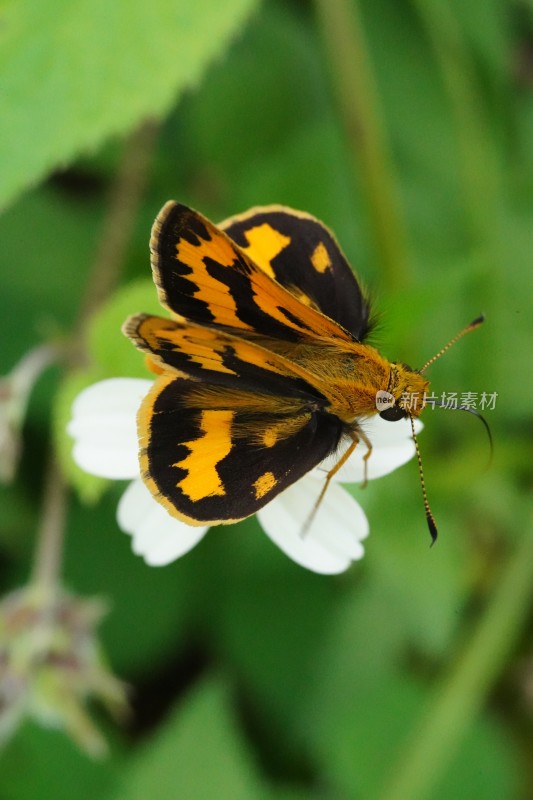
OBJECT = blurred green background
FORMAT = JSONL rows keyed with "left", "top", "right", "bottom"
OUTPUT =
{"left": 1, "top": 0, "right": 532, "bottom": 797}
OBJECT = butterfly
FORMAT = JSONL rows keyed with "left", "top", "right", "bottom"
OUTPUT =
{"left": 123, "top": 202, "right": 482, "bottom": 539}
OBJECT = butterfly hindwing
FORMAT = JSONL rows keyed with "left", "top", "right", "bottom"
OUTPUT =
{"left": 137, "top": 376, "right": 343, "bottom": 525}
{"left": 150, "top": 202, "right": 355, "bottom": 344}
{"left": 222, "top": 205, "right": 371, "bottom": 341}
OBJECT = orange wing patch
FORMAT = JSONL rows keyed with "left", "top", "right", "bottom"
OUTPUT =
{"left": 235, "top": 222, "right": 290, "bottom": 280}
{"left": 221, "top": 205, "right": 371, "bottom": 340}
{"left": 311, "top": 241, "right": 332, "bottom": 273}
{"left": 173, "top": 409, "right": 233, "bottom": 502}
{"left": 253, "top": 471, "right": 277, "bottom": 499}
{"left": 173, "top": 227, "right": 249, "bottom": 330}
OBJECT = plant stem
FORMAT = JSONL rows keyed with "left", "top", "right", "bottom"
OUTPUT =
{"left": 77, "top": 119, "right": 160, "bottom": 338}
{"left": 411, "top": 0, "right": 499, "bottom": 252}
{"left": 31, "top": 454, "right": 68, "bottom": 594}
{"left": 30, "top": 119, "right": 159, "bottom": 591}
{"left": 410, "top": 1, "right": 501, "bottom": 394}
{"left": 313, "top": 0, "right": 411, "bottom": 290}
{"left": 0, "top": 343, "right": 60, "bottom": 484}
{"left": 378, "top": 510, "right": 533, "bottom": 800}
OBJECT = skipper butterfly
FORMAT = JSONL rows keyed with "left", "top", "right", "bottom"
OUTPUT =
{"left": 123, "top": 203, "right": 483, "bottom": 539}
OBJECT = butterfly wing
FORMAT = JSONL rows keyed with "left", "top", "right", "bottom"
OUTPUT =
{"left": 137, "top": 375, "right": 342, "bottom": 525}
{"left": 124, "top": 313, "right": 344, "bottom": 523}
{"left": 150, "top": 202, "right": 355, "bottom": 344}
{"left": 123, "top": 313, "right": 333, "bottom": 405}
{"left": 222, "top": 205, "right": 371, "bottom": 341}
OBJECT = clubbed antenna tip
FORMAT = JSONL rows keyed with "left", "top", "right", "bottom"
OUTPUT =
{"left": 420, "top": 314, "right": 485, "bottom": 374}
{"left": 427, "top": 513, "right": 438, "bottom": 546}
{"left": 470, "top": 313, "right": 485, "bottom": 328}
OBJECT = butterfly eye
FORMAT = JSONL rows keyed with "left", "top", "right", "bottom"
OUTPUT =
{"left": 379, "top": 405, "right": 407, "bottom": 422}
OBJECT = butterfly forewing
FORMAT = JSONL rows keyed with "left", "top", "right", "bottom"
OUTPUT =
{"left": 150, "top": 202, "right": 357, "bottom": 344}
{"left": 221, "top": 206, "right": 371, "bottom": 341}
{"left": 124, "top": 313, "right": 333, "bottom": 404}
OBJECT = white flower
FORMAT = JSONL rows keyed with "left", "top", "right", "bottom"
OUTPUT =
{"left": 68, "top": 379, "right": 421, "bottom": 575}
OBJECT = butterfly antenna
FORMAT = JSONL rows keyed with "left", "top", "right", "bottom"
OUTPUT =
{"left": 409, "top": 414, "right": 438, "bottom": 545}
{"left": 419, "top": 314, "right": 485, "bottom": 374}
{"left": 460, "top": 407, "right": 493, "bottom": 465}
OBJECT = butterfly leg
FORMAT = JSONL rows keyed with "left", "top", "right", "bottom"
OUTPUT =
{"left": 358, "top": 428, "right": 373, "bottom": 489}
{"left": 301, "top": 430, "right": 361, "bottom": 537}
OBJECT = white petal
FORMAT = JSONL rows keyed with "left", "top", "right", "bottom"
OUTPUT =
{"left": 117, "top": 479, "right": 209, "bottom": 566}
{"left": 70, "top": 378, "right": 152, "bottom": 419}
{"left": 312, "top": 415, "right": 423, "bottom": 483}
{"left": 359, "top": 414, "right": 423, "bottom": 446}
{"left": 72, "top": 440, "right": 140, "bottom": 480}
{"left": 316, "top": 440, "right": 417, "bottom": 483}
{"left": 257, "top": 476, "right": 368, "bottom": 574}
{"left": 68, "top": 379, "right": 152, "bottom": 479}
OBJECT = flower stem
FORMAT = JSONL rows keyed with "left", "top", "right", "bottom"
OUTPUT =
{"left": 313, "top": 0, "right": 411, "bottom": 290}
{"left": 378, "top": 510, "right": 533, "bottom": 800}
{"left": 31, "top": 454, "right": 67, "bottom": 595}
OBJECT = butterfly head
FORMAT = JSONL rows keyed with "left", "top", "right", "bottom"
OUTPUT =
{"left": 378, "top": 363, "right": 429, "bottom": 422}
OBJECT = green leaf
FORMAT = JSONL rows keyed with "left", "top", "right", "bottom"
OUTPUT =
{"left": 64, "top": 491, "right": 194, "bottom": 677}
{"left": 0, "top": 722, "right": 120, "bottom": 800}
{"left": 194, "top": 520, "right": 335, "bottom": 771}
{"left": 110, "top": 676, "right": 266, "bottom": 800}
{"left": 314, "top": 668, "right": 518, "bottom": 799}
{"left": 361, "top": 470, "right": 469, "bottom": 658}
{"left": 303, "top": 583, "right": 519, "bottom": 799}
{"left": 447, "top": 0, "right": 511, "bottom": 81}
{"left": 0, "top": 187, "right": 104, "bottom": 362}
{"left": 87, "top": 279, "right": 161, "bottom": 378}
{"left": 300, "top": 582, "right": 421, "bottom": 793}
{"left": 431, "top": 715, "right": 519, "bottom": 800}
{"left": 0, "top": 0, "right": 259, "bottom": 209}
{"left": 178, "top": 2, "right": 330, "bottom": 187}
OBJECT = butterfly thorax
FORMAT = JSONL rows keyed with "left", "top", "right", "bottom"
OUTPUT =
{"left": 261, "top": 338, "right": 392, "bottom": 422}
{"left": 289, "top": 343, "right": 429, "bottom": 423}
